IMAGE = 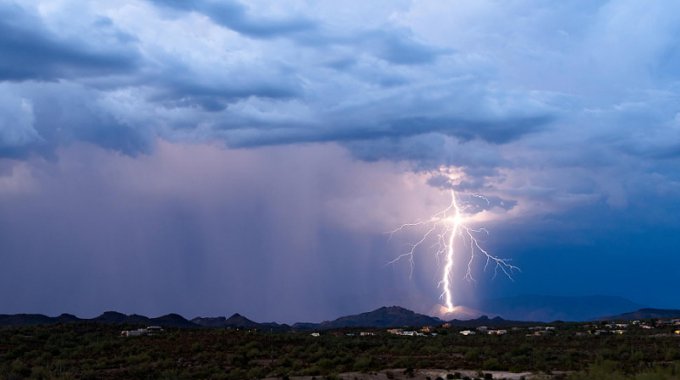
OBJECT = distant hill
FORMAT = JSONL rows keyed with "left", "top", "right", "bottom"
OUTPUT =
{"left": 599, "top": 308, "right": 680, "bottom": 321}
{"left": 447, "top": 315, "right": 538, "bottom": 328}
{"left": 0, "top": 312, "right": 196, "bottom": 328}
{"left": 0, "top": 314, "right": 55, "bottom": 326}
{"left": 476, "top": 295, "right": 644, "bottom": 322}
{"left": 91, "top": 311, "right": 132, "bottom": 324}
{"left": 223, "top": 313, "right": 262, "bottom": 329}
{"left": 191, "top": 316, "right": 228, "bottom": 328}
{"left": 298, "top": 306, "right": 443, "bottom": 330}
{"left": 150, "top": 313, "right": 196, "bottom": 328}
{"left": 4, "top": 301, "right": 673, "bottom": 330}
{"left": 192, "top": 313, "right": 290, "bottom": 331}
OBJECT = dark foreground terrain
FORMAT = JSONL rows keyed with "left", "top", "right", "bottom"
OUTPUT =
{"left": 1, "top": 320, "right": 680, "bottom": 380}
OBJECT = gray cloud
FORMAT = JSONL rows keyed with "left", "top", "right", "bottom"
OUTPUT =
{"left": 0, "top": 0, "right": 677, "bottom": 213}
{"left": 0, "top": 91, "right": 41, "bottom": 158}
{"left": 150, "top": 0, "right": 445, "bottom": 66}
{"left": 150, "top": 0, "right": 317, "bottom": 39}
{"left": 0, "top": 3, "right": 139, "bottom": 82}
{"left": 147, "top": 64, "right": 302, "bottom": 112}
{"left": 0, "top": 0, "right": 549, "bottom": 161}
{"left": 222, "top": 115, "right": 551, "bottom": 148}
{"left": 359, "top": 29, "right": 444, "bottom": 65}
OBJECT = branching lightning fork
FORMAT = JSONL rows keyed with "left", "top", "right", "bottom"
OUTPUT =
{"left": 389, "top": 190, "right": 519, "bottom": 311}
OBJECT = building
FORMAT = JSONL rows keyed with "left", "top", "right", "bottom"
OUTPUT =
{"left": 120, "top": 326, "right": 164, "bottom": 337}
{"left": 147, "top": 326, "right": 163, "bottom": 335}
{"left": 488, "top": 329, "right": 507, "bottom": 336}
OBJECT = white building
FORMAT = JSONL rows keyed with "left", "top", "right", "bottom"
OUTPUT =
{"left": 120, "top": 326, "right": 164, "bottom": 337}
{"left": 488, "top": 329, "right": 507, "bottom": 336}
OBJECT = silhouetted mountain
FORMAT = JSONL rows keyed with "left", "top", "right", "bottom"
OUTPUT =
{"left": 191, "top": 316, "right": 228, "bottom": 328}
{"left": 127, "top": 314, "right": 152, "bottom": 325}
{"left": 55, "top": 313, "right": 79, "bottom": 323}
{"left": 150, "top": 313, "right": 195, "bottom": 328}
{"left": 447, "top": 315, "right": 538, "bottom": 328}
{"left": 92, "top": 311, "right": 129, "bottom": 324}
{"left": 223, "top": 313, "right": 260, "bottom": 328}
{"left": 291, "top": 322, "right": 319, "bottom": 330}
{"left": 0, "top": 311, "right": 199, "bottom": 328}
{"left": 259, "top": 322, "right": 291, "bottom": 332}
{"left": 91, "top": 312, "right": 152, "bottom": 325}
{"left": 5, "top": 301, "right": 672, "bottom": 329}
{"left": 599, "top": 308, "right": 680, "bottom": 321}
{"left": 0, "top": 307, "right": 530, "bottom": 329}
{"left": 476, "top": 295, "right": 644, "bottom": 321}
{"left": 314, "top": 306, "right": 442, "bottom": 329}
{"left": 191, "top": 313, "right": 289, "bottom": 331}
{"left": 0, "top": 314, "right": 54, "bottom": 326}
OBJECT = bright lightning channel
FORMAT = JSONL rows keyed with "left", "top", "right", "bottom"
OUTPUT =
{"left": 389, "top": 190, "right": 519, "bottom": 312}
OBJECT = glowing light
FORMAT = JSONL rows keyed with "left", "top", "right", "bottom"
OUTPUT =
{"left": 389, "top": 189, "right": 519, "bottom": 311}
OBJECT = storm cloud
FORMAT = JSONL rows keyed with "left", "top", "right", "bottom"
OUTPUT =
{"left": 1, "top": 0, "right": 679, "bottom": 320}
{"left": 0, "top": 3, "right": 138, "bottom": 82}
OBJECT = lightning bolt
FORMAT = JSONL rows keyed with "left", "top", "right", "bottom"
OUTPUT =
{"left": 389, "top": 189, "right": 519, "bottom": 311}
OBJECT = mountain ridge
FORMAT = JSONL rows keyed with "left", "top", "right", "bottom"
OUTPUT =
{"left": 0, "top": 311, "right": 196, "bottom": 328}
{"left": 2, "top": 304, "right": 677, "bottom": 329}
{"left": 598, "top": 308, "right": 680, "bottom": 321}
{"left": 476, "top": 294, "right": 644, "bottom": 322}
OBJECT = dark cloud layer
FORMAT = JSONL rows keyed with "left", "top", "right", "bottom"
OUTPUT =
{"left": 223, "top": 115, "right": 551, "bottom": 148}
{"left": 0, "top": 1, "right": 550, "bottom": 160}
{"left": 152, "top": 0, "right": 318, "bottom": 39}
{"left": 0, "top": 3, "right": 138, "bottom": 82}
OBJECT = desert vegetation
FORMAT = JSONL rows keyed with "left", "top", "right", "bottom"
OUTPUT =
{"left": 1, "top": 322, "right": 679, "bottom": 379}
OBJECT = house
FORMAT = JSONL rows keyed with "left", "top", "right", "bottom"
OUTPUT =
{"left": 121, "top": 329, "right": 146, "bottom": 337}
{"left": 360, "top": 331, "right": 375, "bottom": 336}
{"left": 488, "top": 329, "right": 507, "bottom": 336}
{"left": 529, "top": 328, "right": 554, "bottom": 337}
{"left": 120, "top": 326, "right": 163, "bottom": 337}
{"left": 146, "top": 326, "right": 163, "bottom": 335}
{"left": 310, "top": 332, "right": 320, "bottom": 337}
{"left": 459, "top": 330, "right": 475, "bottom": 336}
